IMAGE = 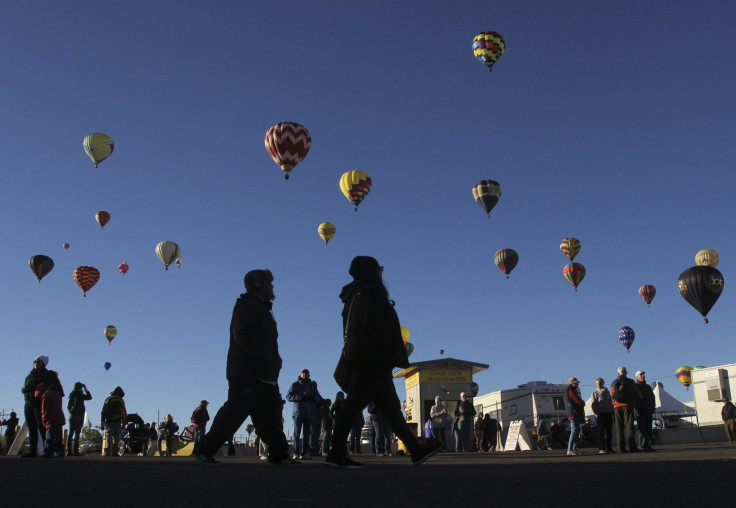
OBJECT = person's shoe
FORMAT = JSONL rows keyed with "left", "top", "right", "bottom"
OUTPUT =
{"left": 259, "top": 454, "right": 268, "bottom": 460}
{"left": 376, "top": 453, "right": 385, "bottom": 457}
{"left": 325, "top": 453, "right": 364, "bottom": 469}
{"left": 606, "top": 448, "right": 615, "bottom": 453}
{"left": 269, "top": 456, "right": 302, "bottom": 465}
{"left": 386, "top": 452, "right": 393, "bottom": 457}
{"left": 411, "top": 441, "right": 441, "bottom": 465}
{"left": 566, "top": 450, "right": 577, "bottom": 456}
{"left": 192, "top": 452, "right": 218, "bottom": 464}
{"left": 574, "top": 450, "right": 583, "bottom": 455}
{"left": 598, "top": 449, "right": 607, "bottom": 454}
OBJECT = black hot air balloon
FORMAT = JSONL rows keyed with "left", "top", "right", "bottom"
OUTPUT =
{"left": 677, "top": 265, "right": 724, "bottom": 323}
{"left": 28, "top": 255, "right": 54, "bottom": 282}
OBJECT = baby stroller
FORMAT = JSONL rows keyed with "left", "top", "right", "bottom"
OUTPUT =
{"left": 118, "top": 413, "right": 149, "bottom": 456}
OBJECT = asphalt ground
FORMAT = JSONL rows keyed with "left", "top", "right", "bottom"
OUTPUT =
{"left": 4, "top": 442, "right": 735, "bottom": 507}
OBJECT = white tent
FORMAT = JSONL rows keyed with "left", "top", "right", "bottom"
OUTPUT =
{"left": 583, "top": 381, "right": 695, "bottom": 418}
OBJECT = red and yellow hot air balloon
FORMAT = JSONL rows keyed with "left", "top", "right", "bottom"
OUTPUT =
{"left": 340, "top": 171, "right": 372, "bottom": 211}
{"left": 639, "top": 285, "right": 656, "bottom": 307}
{"left": 74, "top": 266, "right": 100, "bottom": 297}
{"left": 264, "top": 122, "right": 311, "bottom": 180}
{"left": 560, "top": 238, "right": 581, "bottom": 261}
{"left": 400, "top": 326, "right": 410, "bottom": 345}
{"left": 676, "top": 366, "right": 693, "bottom": 390}
{"left": 563, "top": 262, "right": 586, "bottom": 291}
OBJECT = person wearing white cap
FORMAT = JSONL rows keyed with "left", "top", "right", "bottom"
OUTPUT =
{"left": 635, "top": 371, "right": 656, "bottom": 451}
{"left": 21, "top": 356, "right": 63, "bottom": 457}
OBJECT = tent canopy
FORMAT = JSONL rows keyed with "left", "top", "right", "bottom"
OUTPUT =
{"left": 584, "top": 381, "right": 695, "bottom": 418}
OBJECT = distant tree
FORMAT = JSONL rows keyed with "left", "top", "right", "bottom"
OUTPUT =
{"left": 81, "top": 421, "right": 103, "bottom": 443}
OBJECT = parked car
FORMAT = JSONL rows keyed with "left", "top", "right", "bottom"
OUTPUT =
{"left": 80, "top": 441, "right": 102, "bottom": 455}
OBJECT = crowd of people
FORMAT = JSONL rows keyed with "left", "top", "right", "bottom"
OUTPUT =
{"left": 3, "top": 257, "right": 734, "bottom": 465}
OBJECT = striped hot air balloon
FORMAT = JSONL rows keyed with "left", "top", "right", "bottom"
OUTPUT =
{"left": 639, "top": 285, "right": 656, "bottom": 306}
{"left": 317, "top": 222, "right": 336, "bottom": 245}
{"left": 264, "top": 122, "right": 311, "bottom": 180}
{"left": 74, "top": 266, "right": 100, "bottom": 297}
{"left": 155, "top": 241, "right": 181, "bottom": 271}
{"left": 28, "top": 255, "right": 54, "bottom": 282}
{"left": 676, "top": 366, "right": 693, "bottom": 390}
{"left": 340, "top": 170, "right": 372, "bottom": 211}
{"left": 83, "top": 132, "right": 114, "bottom": 168}
{"left": 563, "top": 262, "right": 586, "bottom": 291}
{"left": 494, "top": 249, "right": 519, "bottom": 278}
{"left": 560, "top": 238, "right": 581, "bottom": 261}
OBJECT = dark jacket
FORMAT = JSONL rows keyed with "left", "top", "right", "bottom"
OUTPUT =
{"left": 339, "top": 280, "right": 409, "bottom": 371}
{"left": 227, "top": 293, "right": 282, "bottom": 383}
{"left": 455, "top": 399, "right": 476, "bottom": 422}
{"left": 636, "top": 381, "right": 656, "bottom": 415}
{"left": 22, "top": 368, "right": 63, "bottom": 404}
{"left": 101, "top": 387, "right": 127, "bottom": 424}
{"left": 565, "top": 385, "right": 585, "bottom": 422}
{"left": 611, "top": 375, "right": 640, "bottom": 408}
{"left": 67, "top": 387, "right": 92, "bottom": 416}
{"left": 286, "top": 377, "right": 323, "bottom": 418}
{"left": 2, "top": 416, "right": 19, "bottom": 438}
{"left": 722, "top": 402, "right": 736, "bottom": 421}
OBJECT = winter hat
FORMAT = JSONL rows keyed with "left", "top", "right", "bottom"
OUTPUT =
{"left": 568, "top": 377, "right": 580, "bottom": 385}
{"left": 349, "top": 256, "right": 380, "bottom": 280}
{"left": 244, "top": 269, "right": 274, "bottom": 291}
{"left": 34, "top": 355, "right": 49, "bottom": 367}
{"left": 111, "top": 386, "right": 125, "bottom": 397}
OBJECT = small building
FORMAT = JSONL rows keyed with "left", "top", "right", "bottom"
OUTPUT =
{"left": 473, "top": 381, "right": 569, "bottom": 431}
{"left": 691, "top": 363, "right": 736, "bottom": 427}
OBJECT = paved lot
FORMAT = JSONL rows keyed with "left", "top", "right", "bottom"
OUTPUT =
{"left": 4, "top": 443, "right": 735, "bottom": 507}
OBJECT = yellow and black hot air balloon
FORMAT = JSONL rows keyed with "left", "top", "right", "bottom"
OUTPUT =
{"left": 472, "top": 31, "right": 505, "bottom": 72}
{"left": 317, "top": 222, "right": 336, "bottom": 245}
{"left": 472, "top": 180, "right": 501, "bottom": 219}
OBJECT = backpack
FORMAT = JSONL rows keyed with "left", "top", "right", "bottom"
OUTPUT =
{"left": 613, "top": 378, "right": 627, "bottom": 403}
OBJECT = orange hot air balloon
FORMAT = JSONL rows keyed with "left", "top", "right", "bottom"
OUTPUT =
{"left": 73, "top": 266, "right": 100, "bottom": 297}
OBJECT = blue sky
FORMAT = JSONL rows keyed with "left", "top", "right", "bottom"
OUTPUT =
{"left": 1, "top": 1, "right": 735, "bottom": 434}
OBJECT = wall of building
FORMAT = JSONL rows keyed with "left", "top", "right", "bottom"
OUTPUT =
{"left": 692, "top": 364, "right": 736, "bottom": 426}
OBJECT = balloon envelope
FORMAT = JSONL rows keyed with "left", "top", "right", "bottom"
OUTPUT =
{"left": 472, "top": 31, "right": 505, "bottom": 72}
{"left": 471, "top": 382, "right": 479, "bottom": 397}
{"left": 104, "top": 325, "right": 117, "bottom": 345}
{"left": 560, "top": 238, "right": 581, "bottom": 261}
{"left": 618, "top": 326, "right": 635, "bottom": 352}
{"left": 118, "top": 262, "right": 129, "bottom": 275}
{"left": 695, "top": 249, "right": 719, "bottom": 268}
{"left": 494, "top": 249, "right": 519, "bottom": 278}
{"left": 95, "top": 211, "right": 111, "bottom": 229}
{"left": 63, "top": 243, "right": 70, "bottom": 250}
{"left": 472, "top": 180, "right": 501, "bottom": 218}
{"left": 83, "top": 132, "right": 114, "bottom": 167}
{"left": 340, "top": 171, "right": 372, "bottom": 211}
{"left": 400, "top": 326, "right": 410, "bottom": 345}
{"left": 563, "top": 262, "right": 586, "bottom": 290}
{"left": 405, "top": 342, "right": 414, "bottom": 357}
{"left": 264, "top": 122, "right": 311, "bottom": 179}
{"left": 638, "top": 285, "right": 656, "bottom": 306}
{"left": 28, "top": 255, "right": 54, "bottom": 282}
{"left": 676, "top": 366, "right": 693, "bottom": 390}
{"left": 155, "top": 241, "right": 181, "bottom": 270}
{"left": 318, "top": 222, "right": 336, "bottom": 244}
{"left": 678, "top": 265, "right": 724, "bottom": 323}
{"left": 104, "top": 362, "right": 111, "bottom": 371}
{"left": 73, "top": 266, "right": 100, "bottom": 296}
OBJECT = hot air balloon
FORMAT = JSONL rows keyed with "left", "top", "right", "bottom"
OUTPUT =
{"left": 245, "top": 424, "right": 255, "bottom": 435}
{"left": 264, "top": 122, "right": 311, "bottom": 180}
{"left": 400, "top": 326, "right": 410, "bottom": 345}
{"left": 563, "top": 262, "right": 586, "bottom": 291}
{"left": 472, "top": 180, "right": 501, "bottom": 218}
{"left": 104, "top": 325, "right": 117, "bottom": 345}
{"left": 678, "top": 265, "right": 724, "bottom": 323}
{"left": 104, "top": 362, "right": 112, "bottom": 371}
{"left": 405, "top": 342, "right": 414, "bottom": 357}
{"left": 695, "top": 249, "right": 719, "bottom": 268}
{"left": 439, "top": 349, "right": 445, "bottom": 356}
{"left": 494, "top": 249, "right": 519, "bottom": 278}
{"left": 638, "top": 285, "right": 656, "bottom": 307}
{"left": 83, "top": 132, "right": 114, "bottom": 168}
{"left": 676, "top": 366, "right": 693, "bottom": 390}
{"left": 73, "top": 266, "right": 100, "bottom": 297}
{"left": 340, "top": 170, "right": 372, "bottom": 211}
{"left": 175, "top": 257, "right": 183, "bottom": 268}
{"left": 472, "top": 31, "right": 505, "bottom": 72}
{"left": 618, "top": 326, "right": 635, "bottom": 353}
{"left": 118, "top": 262, "right": 129, "bottom": 275}
{"left": 471, "top": 382, "right": 479, "bottom": 397}
{"left": 95, "top": 211, "right": 111, "bottom": 229}
{"left": 318, "top": 222, "right": 336, "bottom": 245}
{"left": 63, "top": 243, "right": 70, "bottom": 250}
{"left": 155, "top": 241, "right": 181, "bottom": 270}
{"left": 560, "top": 238, "right": 581, "bottom": 261}
{"left": 28, "top": 255, "right": 54, "bottom": 282}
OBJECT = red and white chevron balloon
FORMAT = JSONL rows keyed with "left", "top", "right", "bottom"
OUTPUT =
{"left": 264, "top": 122, "right": 311, "bottom": 180}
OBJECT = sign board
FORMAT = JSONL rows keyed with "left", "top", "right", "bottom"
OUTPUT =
{"left": 503, "top": 420, "right": 533, "bottom": 452}
{"left": 406, "top": 372, "right": 420, "bottom": 390}
{"left": 419, "top": 369, "right": 472, "bottom": 384}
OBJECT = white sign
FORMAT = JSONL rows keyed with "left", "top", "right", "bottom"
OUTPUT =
{"left": 503, "top": 420, "right": 533, "bottom": 451}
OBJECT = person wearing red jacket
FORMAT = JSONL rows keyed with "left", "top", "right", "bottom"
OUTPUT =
{"left": 565, "top": 377, "right": 585, "bottom": 456}
{"left": 36, "top": 383, "right": 66, "bottom": 458}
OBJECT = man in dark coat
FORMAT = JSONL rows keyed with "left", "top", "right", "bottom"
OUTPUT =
{"left": 325, "top": 256, "right": 440, "bottom": 469}
{"left": 1, "top": 412, "right": 19, "bottom": 455}
{"left": 21, "top": 355, "right": 62, "bottom": 457}
{"left": 721, "top": 397, "right": 736, "bottom": 441}
{"left": 454, "top": 392, "right": 477, "bottom": 452}
{"left": 611, "top": 366, "right": 641, "bottom": 453}
{"left": 193, "top": 269, "right": 296, "bottom": 465}
{"left": 191, "top": 400, "right": 210, "bottom": 444}
{"left": 67, "top": 382, "right": 92, "bottom": 456}
{"left": 635, "top": 370, "right": 656, "bottom": 452}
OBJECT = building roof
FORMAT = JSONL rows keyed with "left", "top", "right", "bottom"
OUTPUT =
{"left": 393, "top": 357, "right": 489, "bottom": 378}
